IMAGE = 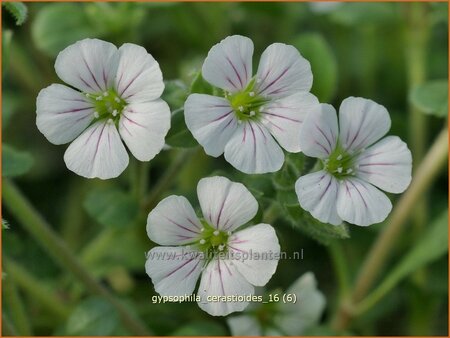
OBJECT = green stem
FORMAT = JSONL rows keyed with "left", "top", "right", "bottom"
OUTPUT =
{"left": 262, "top": 202, "right": 280, "bottom": 224}
{"left": 61, "top": 181, "right": 88, "bottom": 250}
{"left": 332, "top": 127, "right": 448, "bottom": 331}
{"left": 3, "top": 270, "right": 32, "bottom": 335}
{"left": 327, "top": 240, "right": 350, "bottom": 303}
{"left": 2, "top": 180, "right": 151, "bottom": 336}
{"left": 2, "top": 313, "right": 19, "bottom": 336}
{"left": 143, "top": 148, "right": 198, "bottom": 211}
{"left": 4, "top": 257, "right": 70, "bottom": 320}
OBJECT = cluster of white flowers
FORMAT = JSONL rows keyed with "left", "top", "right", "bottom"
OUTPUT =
{"left": 36, "top": 35, "right": 412, "bottom": 317}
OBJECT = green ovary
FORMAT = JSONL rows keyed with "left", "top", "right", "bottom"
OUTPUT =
{"left": 323, "top": 145, "right": 358, "bottom": 179}
{"left": 88, "top": 89, "right": 127, "bottom": 122}
{"left": 227, "top": 78, "right": 269, "bottom": 122}
{"left": 196, "top": 219, "right": 230, "bottom": 255}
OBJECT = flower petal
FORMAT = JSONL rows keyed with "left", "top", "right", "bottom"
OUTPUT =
{"left": 202, "top": 35, "right": 253, "bottom": 92}
{"left": 228, "top": 223, "right": 280, "bottom": 286}
{"left": 115, "top": 43, "right": 164, "bottom": 102}
{"left": 36, "top": 84, "right": 95, "bottom": 145}
{"left": 261, "top": 92, "right": 319, "bottom": 153}
{"left": 197, "top": 176, "right": 258, "bottom": 232}
{"left": 339, "top": 97, "right": 391, "bottom": 153}
{"left": 255, "top": 43, "right": 312, "bottom": 99}
{"left": 224, "top": 120, "right": 284, "bottom": 174}
{"left": 299, "top": 104, "right": 338, "bottom": 159}
{"left": 197, "top": 258, "right": 254, "bottom": 316}
{"left": 276, "top": 272, "right": 326, "bottom": 335}
{"left": 184, "top": 94, "right": 238, "bottom": 157}
{"left": 227, "top": 315, "right": 262, "bottom": 336}
{"left": 118, "top": 99, "right": 170, "bottom": 161}
{"left": 145, "top": 246, "right": 203, "bottom": 296}
{"left": 63, "top": 120, "right": 129, "bottom": 179}
{"left": 55, "top": 38, "right": 118, "bottom": 94}
{"left": 356, "top": 136, "right": 412, "bottom": 194}
{"left": 295, "top": 170, "right": 342, "bottom": 225}
{"left": 337, "top": 177, "right": 392, "bottom": 226}
{"left": 147, "top": 195, "right": 202, "bottom": 245}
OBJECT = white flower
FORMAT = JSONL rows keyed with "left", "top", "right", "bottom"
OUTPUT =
{"left": 184, "top": 35, "right": 319, "bottom": 174}
{"left": 295, "top": 97, "right": 412, "bottom": 226}
{"left": 36, "top": 38, "right": 170, "bottom": 179}
{"left": 227, "top": 272, "right": 326, "bottom": 336}
{"left": 145, "top": 176, "right": 280, "bottom": 316}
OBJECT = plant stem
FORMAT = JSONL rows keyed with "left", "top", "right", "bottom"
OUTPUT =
{"left": 2, "top": 180, "right": 151, "bottom": 336}
{"left": 262, "top": 202, "right": 280, "bottom": 224}
{"left": 3, "top": 270, "right": 32, "bottom": 335}
{"left": 2, "top": 313, "right": 19, "bottom": 336}
{"left": 328, "top": 240, "right": 350, "bottom": 302}
{"left": 143, "top": 148, "right": 198, "bottom": 211}
{"left": 3, "top": 257, "right": 70, "bottom": 320}
{"left": 332, "top": 127, "right": 448, "bottom": 331}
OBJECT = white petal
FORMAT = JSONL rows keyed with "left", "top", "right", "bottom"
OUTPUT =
{"left": 147, "top": 195, "right": 202, "bottom": 245}
{"left": 339, "top": 97, "right": 391, "bottom": 153}
{"left": 224, "top": 121, "right": 284, "bottom": 174}
{"left": 145, "top": 246, "right": 203, "bottom": 296}
{"left": 197, "top": 176, "right": 258, "bottom": 232}
{"left": 184, "top": 94, "right": 238, "bottom": 157}
{"left": 228, "top": 223, "right": 280, "bottom": 286}
{"left": 63, "top": 120, "right": 129, "bottom": 179}
{"left": 337, "top": 177, "right": 392, "bottom": 226}
{"left": 55, "top": 38, "right": 118, "bottom": 94}
{"left": 299, "top": 104, "right": 338, "bottom": 159}
{"left": 36, "top": 84, "right": 95, "bottom": 145}
{"left": 356, "top": 136, "right": 412, "bottom": 194}
{"left": 276, "top": 272, "right": 326, "bottom": 335}
{"left": 255, "top": 43, "right": 312, "bottom": 99}
{"left": 227, "top": 315, "right": 262, "bottom": 336}
{"left": 261, "top": 92, "right": 319, "bottom": 153}
{"left": 295, "top": 170, "right": 342, "bottom": 225}
{"left": 202, "top": 35, "right": 253, "bottom": 92}
{"left": 118, "top": 99, "right": 170, "bottom": 161}
{"left": 115, "top": 43, "right": 164, "bottom": 102}
{"left": 197, "top": 258, "right": 254, "bottom": 316}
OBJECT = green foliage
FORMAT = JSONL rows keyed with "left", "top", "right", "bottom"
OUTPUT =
{"left": 32, "top": 4, "right": 96, "bottom": 57}
{"left": 274, "top": 153, "right": 349, "bottom": 245}
{"left": 190, "top": 72, "right": 214, "bottom": 95}
{"left": 410, "top": 80, "right": 448, "bottom": 118}
{"left": 165, "top": 109, "right": 198, "bottom": 148}
{"left": 172, "top": 321, "right": 227, "bottom": 336}
{"left": 291, "top": 33, "right": 338, "bottom": 102}
{"left": 3, "top": 2, "right": 28, "bottom": 26}
{"left": 329, "top": 3, "right": 397, "bottom": 26}
{"left": 2, "top": 30, "right": 13, "bottom": 77}
{"left": 2, "top": 144, "right": 34, "bottom": 178}
{"left": 64, "top": 297, "right": 119, "bottom": 335}
{"left": 2, "top": 219, "right": 10, "bottom": 230}
{"left": 83, "top": 186, "right": 139, "bottom": 228}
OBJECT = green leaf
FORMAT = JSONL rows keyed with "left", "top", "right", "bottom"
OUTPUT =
{"left": 3, "top": 2, "right": 28, "bottom": 26}
{"left": 2, "top": 144, "right": 34, "bottom": 178}
{"left": 358, "top": 211, "right": 448, "bottom": 313}
{"left": 65, "top": 297, "right": 119, "bottom": 335}
{"left": 330, "top": 3, "right": 396, "bottom": 26}
{"left": 190, "top": 72, "right": 214, "bottom": 95}
{"left": 291, "top": 33, "right": 338, "bottom": 102}
{"left": 2, "top": 30, "right": 13, "bottom": 77}
{"left": 162, "top": 80, "right": 189, "bottom": 109}
{"left": 83, "top": 186, "right": 139, "bottom": 228}
{"left": 410, "top": 80, "right": 448, "bottom": 118}
{"left": 172, "top": 321, "right": 227, "bottom": 336}
{"left": 32, "top": 3, "right": 96, "bottom": 57}
{"left": 165, "top": 109, "right": 198, "bottom": 148}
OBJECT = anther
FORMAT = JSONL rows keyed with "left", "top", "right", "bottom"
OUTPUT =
{"left": 107, "top": 118, "right": 114, "bottom": 124}
{"left": 114, "top": 97, "right": 121, "bottom": 103}
{"left": 336, "top": 167, "right": 343, "bottom": 174}
{"left": 200, "top": 228, "right": 205, "bottom": 232}
{"left": 249, "top": 92, "right": 255, "bottom": 97}
{"left": 213, "top": 230, "right": 219, "bottom": 236}
{"left": 238, "top": 106, "right": 244, "bottom": 112}
{"left": 200, "top": 239, "right": 206, "bottom": 245}
{"left": 103, "top": 92, "right": 109, "bottom": 97}
{"left": 112, "top": 110, "right": 118, "bottom": 117}
{"left": 346, "top": 168, "right": 353, "bottom": 174}
{"left": 96, "top": 96, "right": 103, "bottom": 101}
{"left": 337, "top": 154, "right": 343, "bottom": 161}
{"left": 94, "top": 111, "right": 99, "bottom": 119}
{"left": 218, "top": 245, "right": 225, "bottom": 251}
{"left": 250, "top": 111, "right": 256, "bottom": 116}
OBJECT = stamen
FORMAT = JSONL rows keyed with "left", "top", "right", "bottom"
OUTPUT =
{"left": 200, "top": 239, "right": 206, "bottom": 245}
{"left": 238, "top": 106, "right": 244, "bottom": 112}
{"left": 103, "top": 92, "right": 109, "bottom": 97}
{"left": 114, "top": 97, "right": 121, "bottom": 103}
{"left": 200, "top": 228, "right": 205, "bottom": 232}
{"left": 112, "top": 109, "right": 118, "bottom": 117}
{"left": 96, "top": 96, "right": 103, "bottom": 101}
{"left": 93, "top": 111, "right": 99, "bottom": 119}
{"left": 218, "top": 245, "right": 225, "bottom": 251}
{"left": 337, "top": 154, "right": 343, "bottom": 161}
{"left": 249, "top": 111, "right": 256, "bottom": 116}
{"left": 336, "top": 167, "right": 343, "bottom": 174}
{"left": 249, "top": 91, "right": 255, "bottom": 97}
{"left": 107, "top": 118, "right": 114, "bottom": 124}
{"left": 346, "top": 168, "right": 353, "bottom": 174}
{"left": 213, "top": 230, "right": 219, "bottom": 236}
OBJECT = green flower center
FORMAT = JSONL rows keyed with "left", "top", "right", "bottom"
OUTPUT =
{"left": 87, "top": 89, "right": 127, "bottom": 123}
{"left": 226, "top": 78, "right": 269, "bottom": 122}
{"left": 196, "top": 219, "right": 230, "bottom": 256}
{"left": 323, "top": 144, "right": 358, "bottom": 179}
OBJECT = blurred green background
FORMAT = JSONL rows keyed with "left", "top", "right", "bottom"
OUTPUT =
{"left": 2, "top": 2, "right": 448, "bottom": 336}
